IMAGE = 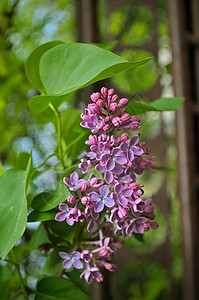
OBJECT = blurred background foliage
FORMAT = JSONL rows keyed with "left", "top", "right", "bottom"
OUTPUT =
{"left": 0, "top": 0, "right": 182, "bottom": 299}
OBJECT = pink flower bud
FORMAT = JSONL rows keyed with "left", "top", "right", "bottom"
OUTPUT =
{"left": 88, "top": 103, "right": 101, "bottom": 114}
{"left": 104, "top": 116, "right": 111, "bottom": 123}
{"left": 86, "top": 135, "right": 98, "bottom": 145}
{"left": 81, "top": 196, "right": 94, "bottom": 207}
{"left": 118, "top": 207, "right": 128, "bottom": 219}
{"left": 90, "top": 92, "right": 101, "bottom": 102}
{"left": 110, "top": 102, "right": 118, "bottom": 112}
{"left": 102, "top": 262, "right": 117, "bottom": 272}
{"left": 108, "top": 88, "right": 115, "bottom": 96}
{"left": 112, "top": 117, "right": 121, "bottom": 127}
{"left": 118, "top": 98, "right": 129, "bottom": 107}
{"left": 67, "top": 196, "right": 76, "bottom": 204}
{"left": 96, "top": 99, "right": 105, "bottom": 108}
{"left": 101, "top": 87, "right": 108, "bottom": 97}
{"left": 120, "top": 132, "right": 129, "bottom": 142}
{"left": 81, "top": 183, "right": 88, "bottom": 193}
{"left": 103, "top": 124, "right": 111, "bottom": 131}
{"left": 111, "top": 94, "right": 119, "bottom": 102}
{"left": 121, "top": 113, "right": 130, "bottom": 122}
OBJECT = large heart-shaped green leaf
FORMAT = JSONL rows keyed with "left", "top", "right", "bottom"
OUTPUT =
{"left": 39, "top": 43, "right": 152, "bottom": 95}
{"left": 35, "top": 277, "right": 91, "bottom": 300}
{"left": 25, "top": 40, "right": 63, "bottom": 92}
{"left": 0, "top": 169, "right": 27, "bottom": 260}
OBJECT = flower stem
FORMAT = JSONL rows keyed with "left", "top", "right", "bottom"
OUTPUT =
{"left": 49, "top": 103, "right": 65, "bottom": 169}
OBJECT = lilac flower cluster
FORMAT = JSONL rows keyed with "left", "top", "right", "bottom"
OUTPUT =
{"left": 55, "top": 87, "right": 158, "bottom": 284}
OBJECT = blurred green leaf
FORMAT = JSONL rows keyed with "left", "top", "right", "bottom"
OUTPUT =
{"left": 126, "top": 97, "right": 184, "bottom": 115}
{"left": 30, "top": 223, "right": 50, "bottom": 251}
{"left": 16, "top": 152, "right": 30, "bottom": 170}
{"left": 93, "top": 40, "right": 117, "bottom": 51}
{"left": 0, "top": 169, "right": 27, "bottom": 260}
{"left": 35, "top": 276, "right": 91, "bottom": 300}
{"left": 42, "top": 247, "right": 64, "bottom": 275}
{"left": 28, "top": 210, "right": 56, "bottom": 222}
{"left": 31, "top": 182, "right": 69, "bottom": 212}
{"left": 25, "top": 41, "right": 63, "bottom": 91}
{"left": 61, "top": 164, "right": 79, "bottom": 179}
{"left": 39, "top": 43, "right": 151, "bottom": 95}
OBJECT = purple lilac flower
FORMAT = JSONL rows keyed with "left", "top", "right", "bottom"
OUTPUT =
{"left": 63, "top": 171, "right": 86, "bottom": 191}
{"left": 59, "top": 251, "right": 83, "bottom": 269}
{"left": 89, "top": 185, "right": 115, "bottom": 213}
{"left": 80, "top": 264, "right": 103, "bottom": 284}
{"left": 95, "top": 163, "right": 123, "bottom": 184}
{"left": 55, "top": 203, "right": 69, "bottom": 222}
{"left": 101, "top": 148, "right": 127, "bottom": 170}
{"left": 126, "top": 217, "right": 147, "bottom": 236}
{"left": 79, "top": 158, "right": 92, "bottom": 174}
{"left": 87, "top": 142, "right": 110, "bottom": 160}
{"left": 121, "top": 134, "right": 143, "bottom": 161}
{"left": 112, "top": 183, "right": 133, "bottom": 207}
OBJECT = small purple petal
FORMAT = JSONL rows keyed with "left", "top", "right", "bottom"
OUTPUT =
{"left": 132, "top": 146, "right": 143, "bottom": 156}
{"left": 118, "top": 196, "right": 128, "bottom": 207}
{"left": 105, "top": 171, "right": 113, "bottom": 184}
{"left": 58, "top": 203, "right": 69, "bottom": 212}
{"left": 127, "top": 149, "right": 134, "bottom": 161}
{"left": 55, "top": 212, "right": 67, "bottom": 222}
{"left": 72, "top": 251, "right": 81, "bottom": 259}
{"left": 115, "top": 183, "right": 122, "bottom": 194}
{"left": 67, "top": 218, "right": 74, "bottom": 226}
{"left": 59, "top": 252, "right": 70, "bottom": 259}
{"left": 107, "top": 158, "right": 115, "bottom": 170}
{"left": 113, "top": 165, "right": 123, "bottom": 175}
{"left": 99, "top": 185, "right": 109, "bottom": 197}
{"left": 96, "top": 164, "right": 106, "bottom": 173}
{"left": 122, "top": 188, "right": 133, "bottom": 197}
{"left": 115, "top": 156, "right": 127, "bottom": 165}
{"left": 70, "top": 172, "right": 78, "bottom": 184}
{"left": 90, "top": 192, "right": 101, "bottom": 202}
{"left": 62, "top": 259, "right": 73, "bottom": 269}
{"left": 129, "top": 135, "right": 139, "bottom": 147}
{"left": 94, "top": 201, "right": 104, "bottom": 213}
{"left": 73, "top": 259, "right": 83, "bottom": 269}
{"left": 104, "top": 197, "right": 115, "bottom": 208}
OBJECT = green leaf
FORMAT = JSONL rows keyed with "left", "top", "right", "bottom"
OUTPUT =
{"left": 61, "top": 164, "right": 79, "bottom": 179}
{"left": 30, "top": 223, "right": 50, "bottom": 251}
{"left": 28, "top": 93, "right": 73, "bottom": 113}
{"left": 35, "top": 276, "right": 91, "bottom": 300}
{"left": 133, "top": 232, "right": 144, "bottom": 243}
{"left": 39, "top": 43, "right": 152, "bottom": 95}
{"left": 28, "top": 210, "right": 56, "bottom": 222}
{"left": 0, "top": 169, "right": 27, "bottom": 260}
{"left": 25, "top": 40, "right": 63, "bottom": 91}
{"left": 31, "top": 182, "right": 70, "bottom": 212}
{"left": 16, "top": 152, "right": 30, "bottom": 170}
{"left": 46, "top": 220, "right": 76, "bottom": 243}
{"left": 93, "top": 40, "right": 117, "bottom": 51}
{"left": 125, "top": 97, "right": 184, "bottom": 115}
{"left": 42, "top": 247, "right": 64, "bottom": 275}
{"left": 150, "top": 97, "right": 184, "bottom": 111}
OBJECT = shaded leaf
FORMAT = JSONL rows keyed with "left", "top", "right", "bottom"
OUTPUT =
{"left": 35, "top": 276, "right": 91, "bottom": 300}
{"left": 31, "top": 182, "right": 69, "bottom": 212}
{"left": 30, "top": 223, "right": 50, "bottom": 251}
{"left": 28, "top": 210, "right": 56, "bottom": 222}
{"left": 46, "top": 220, "right": 76, "bottom": 243}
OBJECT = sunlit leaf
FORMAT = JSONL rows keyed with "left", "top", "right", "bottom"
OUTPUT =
{"left": 25, "top": 41, "right": 63, "bottom": 91}
{"left": 28, "top": 210, "right": 56, "bottom": 222}
{"left": 39, "top": 43, "right": 152, "bottom": 95}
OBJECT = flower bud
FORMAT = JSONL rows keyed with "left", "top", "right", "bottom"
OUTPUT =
{"left": 86, "top": 135, "right": 98, "bottom": 145}
{"left": 104, "top": 116, "right": 111, "bottom": 123}
{"left": 81, "top": 183, "right": 88, "bottom": 193}
{"left": 67, "top": 196, "right": 76, "bottom": 204}
{"left": 103, "top": 124, "right": 111, "bottom": 131}
{"left": 90, "top": 92, "right": 101, "bottom": 102}
{"left": 121, "top": 113, "right": 130, "bottom": 122}
{"left": 88, "top": 103, "right": 101, "bottom": 114}
{"left": 96, "top": 99, "right": 105, "bottom": 108}
{"left": 108, "top": 88, "right": 115, "bottom": 96}
{"left": 112, "top": 117, "right": 121, "bottom": 127}
{"left": 120, "top": 132, "right": 129, "bottom": 142}
{"left": 81, "top": 250, "right": 93, "bottom": 262}
{"left": 101, "top": 87, "right": 108, "bottom": 97}
{"left": 118, "top": 98, "right": 129, "bottom": 107}
{"left": 111, "top": 94, "right": 119, "bottom": 102}
{"left": 118, "top": 207, "right": 128, "bottom": 219}
{"left": 81, "top": 196, "right": 94, "bottom": 207}
{"left": 110, "top": 102, "right": 118, "bottom": 112}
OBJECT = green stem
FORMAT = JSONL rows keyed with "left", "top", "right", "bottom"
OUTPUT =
{"left": 49, "top": 103, "right": 65, "bottom": 169}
